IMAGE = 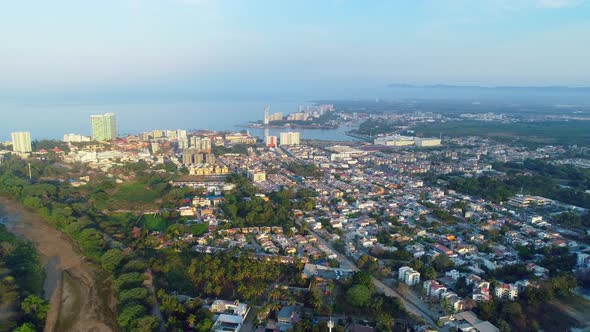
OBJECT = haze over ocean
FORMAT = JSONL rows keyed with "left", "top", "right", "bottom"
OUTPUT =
{"left": 3, "top": 84, "right": 590, "bottom": 142}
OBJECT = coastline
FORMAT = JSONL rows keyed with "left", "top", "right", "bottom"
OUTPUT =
{"left": 0, "top": 196, "right": 119, "bottom": 332}
{"left": 344, "top": 130, "right": 373, "bottom": 142}
{"left": 237, "top": 122, "right": 339, "bottom": 130}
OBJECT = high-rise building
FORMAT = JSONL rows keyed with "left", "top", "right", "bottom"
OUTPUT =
{"left": 176, "top": 129, "right": 187, "bottom": 140}
{"left": 265, "top": 135, "right": 277, "bottom": 148}
{"left": 279, "top": 132, "right": 300, "bottom": 146}
{"left": 91, "top": 113, "right": 117, "bottom": 141}
{"left": 189, "top": 137, "right": 212, "bottom": 153}
{"left": 11, "top": 132, "right": 32, "bottom": 153}
{"left": 269, "top": 112, "right": 283, "bottom": 122}
{"left": 263, "top": 106, "right": 270, "bottom": 125}
{"left": 182, "top": 148, "right": 215, "bottom": 165}
{"left": 287, "top": 112, "right": 308, "bottom": 121}
{"left": 165, "top": 130, "right": 177, "bottom": 139}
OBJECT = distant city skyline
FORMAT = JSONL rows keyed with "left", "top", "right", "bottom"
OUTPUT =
{"left": 1, "top": 0, "right": 589, "bottom": 102}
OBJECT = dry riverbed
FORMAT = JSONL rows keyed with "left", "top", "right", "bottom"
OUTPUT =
{"left": 0, "top": 197, "right": 119, "bottom": 332}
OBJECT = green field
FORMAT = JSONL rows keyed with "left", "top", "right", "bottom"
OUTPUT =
{"left": 414, "top": 120, "right": 590, "bottom": 146}
{"left": 111, "top": 182, "right": 161, "bottom": 203}
{"left": 140, "top": 214, "right": 169, "bottom": 231}
{"left": 189, "top": 223, "right": 208, "bottom": 236}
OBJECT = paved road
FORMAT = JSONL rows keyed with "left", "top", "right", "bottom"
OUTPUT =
{"left": 309, "top": 230, "right": 438, "bottom": 328}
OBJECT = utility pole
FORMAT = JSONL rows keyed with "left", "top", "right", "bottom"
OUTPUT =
{"left": 28, "top": 162, "right": 32, "bottom": 180}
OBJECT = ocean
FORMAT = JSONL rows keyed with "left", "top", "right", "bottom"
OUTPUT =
{"left": 0, "top": 100, "right": 355, "bottom": 142}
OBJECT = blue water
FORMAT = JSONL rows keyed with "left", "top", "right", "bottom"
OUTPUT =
{"left": 0, "top": 101, "right": 355, "bottom": 142}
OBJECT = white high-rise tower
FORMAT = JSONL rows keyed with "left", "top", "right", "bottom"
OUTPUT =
{"left": 263, "top": 106, "right": 270, "bottom": 125}
{"left": 91, "top": 113, "right": 117, "bottom": 141}
{"left": 11, "top": 132, "right": 32, "bottom": 153}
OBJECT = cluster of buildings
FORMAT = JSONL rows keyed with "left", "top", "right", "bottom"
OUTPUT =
{"left": 264, "top": 132, "right": 300, "bottom": 148}
{"left": 6, "top": 107, "right": 590, "bottom": 331}
{"left": 263, "top": 104, "right": 335, "bottom": 124}
{"left": 373, "top": 134, "right": 441, "bottom": 147}
{"left": 194, "top": 132, "right": 589, "bottom": 329}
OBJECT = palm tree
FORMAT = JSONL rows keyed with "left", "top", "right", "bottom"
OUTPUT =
{"left": 186, "top": 314, "right": 197, "bottom": 328}
{"left": 269, "top": 301, "right": 281, "bottom": 315}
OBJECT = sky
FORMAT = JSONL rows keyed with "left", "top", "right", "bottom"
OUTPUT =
{"left": 1, "top": 0, "right": 590, "bottom": 101}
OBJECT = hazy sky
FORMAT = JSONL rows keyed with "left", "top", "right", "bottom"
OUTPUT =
{"left": 1, "top": 0, "right": 589, "bottom": 100}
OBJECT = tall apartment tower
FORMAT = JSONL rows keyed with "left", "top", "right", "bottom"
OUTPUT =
{"left": 189, "top": 137, "right": 212, "bottom": 153}
{"left": 91, "top": 113, "right": 117, "bottom": 141}
{"left": 280, "top": 132, "right": 300, "bottom": 146}
{"left": 11, "top": 131, "right": 32, "bottom": 153}
{"left": 263, "top": 106, "right": 270, "bottom": 125}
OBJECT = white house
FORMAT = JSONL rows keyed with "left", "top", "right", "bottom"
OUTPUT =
{"left": 494, "top": 283, "right": 518, "bottom": 300}
{"left": 398, "top": 266, "right": 420, "bottom": 286}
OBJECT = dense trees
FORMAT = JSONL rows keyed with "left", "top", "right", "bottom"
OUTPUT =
{"left": 100, "top": 249, "right": 125, "bottom": 272}
{"left": 285, "top": 162, "right": 323, "bottom": 178}
{"left": 444, "top": 161, "right": 590, "bottom": 208}
{"left": 222, "top": 174, "right": 314, "bottom": 227}
{"left": 476, "top": 274, "right": 578, "bottom": 332}
{"left": 156, "top": 290, "right": 214, "bottom": 331}
{"left": 212, "top": 144, "right": 255, "bottom": 155}
{"left": 357, "top": 254, "right": 379, "bottom": 273}
{"left": 186, "top": 252, "right": 281, "bottom": 301}
{"left": 20, "top": 295, "right": 49, "bottom": 327}
{"left": 431, "top": 254, "right": 455, "bottom": 273}
{"left": 355, "top": 119, "right": 402, "bottom": 136}
{"left": 0, "top": 156, "right": 160, "bottom": 331}
{"left": 0, "top": 226, "right": 47, "bottom": 331}
{"left": 346, "top": 285, "right": 372, "bottom": 307}
{"left": 553, "top": 211, "right": 590, "bottom": 228}
{"left": 493, "top": 159, "right": 590, "bottom": 191}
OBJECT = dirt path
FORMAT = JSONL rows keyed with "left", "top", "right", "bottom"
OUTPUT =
{"left": 0, "top": 197, "right": 119, "bottom": 332}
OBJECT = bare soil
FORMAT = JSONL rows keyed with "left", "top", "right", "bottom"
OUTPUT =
{"left": 0, "top": 197, "right": 119, "bottom": 332}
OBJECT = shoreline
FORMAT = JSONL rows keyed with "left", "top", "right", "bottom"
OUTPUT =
{"left": 0, "top": 196, "right": 119, "bottom": 332}
{"left": 237, "top": 123, "right": 339, "bottom": 130}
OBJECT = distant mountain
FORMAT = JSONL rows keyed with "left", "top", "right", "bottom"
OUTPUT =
{"left": 387, "top": 83, "right": 590, "bottom": 92}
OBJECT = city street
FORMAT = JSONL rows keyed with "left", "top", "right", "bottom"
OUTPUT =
{"left": 308, "top": 230, "right": 438, "bottom": 327}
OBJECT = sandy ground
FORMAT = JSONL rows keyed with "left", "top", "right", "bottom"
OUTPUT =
{"left": 0, "top": 197, "right": 119, "bottom": 332}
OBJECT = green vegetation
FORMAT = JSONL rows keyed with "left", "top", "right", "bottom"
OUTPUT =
{"left": 156, "top": 291, "right": 213, "bottom": 332}
{"left": 221, "top": 174, "right": 315, "bottom": 227}
{"left": 553, "top": 211, "right": 590, "bottom": 228}
{"left": 415, "top": 120, "right": 590, "bottom": 146}
{"left": 148, "top": 249, "right": 297, "bottom": 330}
{"left": 213, "top": 144, "right": 256, "bottom": 155}
{"left": 284, "top": 161, "right": 323, "bottom": 178}
{"left": 336, "top": 271, "right": 404, "bottom": 326}
{"left": 140, "top": 214, "right": 169, "bottom": 232}
{"left": 186, "top": 252, "right": 281, "bottom": 300}
{"left": 493, "top": 159, "right": 590, "bottom": 191}
{"left": 346, "top": 284, "right": 372, "bottom": 307}
{"left": 31, "top": 139, "right": 71, "bottom": 153}
{"left": 354, "top": 118, "right": 404, "bottom": 136}
{"left": 0, "top": 225, "right": 47, "bottom": 332}
{"left": 112, "top": 182, "right": 161, "bottom": 204}
{"left": 476, "top": 274, "right": 579, "bottom": 332}
{"left": 443, "top": 172, "right": 590, "bottom": 208}
{"left": 0, "top": 156, "right": 161, "bottom": 331}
